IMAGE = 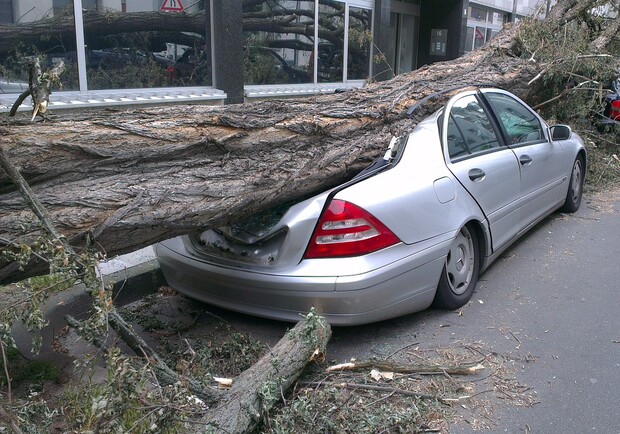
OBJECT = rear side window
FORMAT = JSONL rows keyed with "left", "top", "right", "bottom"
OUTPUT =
{"left": 484, "top": 92, "right": 544, "bottom": 145}
{"left": 447, "top": 95, "right": 501, "bottom": 161}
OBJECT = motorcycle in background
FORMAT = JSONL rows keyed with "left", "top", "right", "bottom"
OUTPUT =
{"left": 595, "top": 77, "right": 620, "bottom": 133}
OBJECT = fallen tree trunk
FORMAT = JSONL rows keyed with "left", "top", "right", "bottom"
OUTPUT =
{"left": 0, "top": 28, "right": 536, "bottom": 282}
{"left": 65, "top": 303, "right": 331, "bottom": 432}
{"left": 1, "top": 0, "right": 619, "bottom": 283}
{"left": 197, "top": 312, "right": 331, "bottom": 433}
{"left": 2, "top": 135, "right": 332, "bottom": 432}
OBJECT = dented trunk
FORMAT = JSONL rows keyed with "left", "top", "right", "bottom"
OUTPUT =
{"left": 185, "top": 138, "right": 404, "bottom": 269}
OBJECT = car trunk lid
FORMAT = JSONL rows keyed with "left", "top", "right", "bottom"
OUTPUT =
{"left": 185, "top": 136, "right": 405, "bottom": 269}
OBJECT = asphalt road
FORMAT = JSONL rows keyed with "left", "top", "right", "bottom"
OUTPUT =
{"left": 453, "top": 186, "right": 620, "bottom": 434}
{"left": 200, "top": 186, "right": 619, "bottom": 433}
{"left": 21, "top": 186, "right": 618, "bottom": 433}
{"left": 321, "top": 186, "right": 620, "bottom": 433}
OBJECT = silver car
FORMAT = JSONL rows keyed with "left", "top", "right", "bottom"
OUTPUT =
{"left": 156, "top": 88, "right": 586, "bottom": 325}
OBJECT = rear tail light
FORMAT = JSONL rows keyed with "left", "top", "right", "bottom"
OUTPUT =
{"left": 610, "top": 100, "right": 620, "bottom": 120}
{"left": 304, "top": 199, "right": 400, "bottom": 259}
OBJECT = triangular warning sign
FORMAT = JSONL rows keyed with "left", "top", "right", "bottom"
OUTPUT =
{"left": 161, "top": 0, "right": 184, "bottom": 12}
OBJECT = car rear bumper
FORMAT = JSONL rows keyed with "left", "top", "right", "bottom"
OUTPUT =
{"left": 155, "top": 236, "right": 450, "bottom": 326}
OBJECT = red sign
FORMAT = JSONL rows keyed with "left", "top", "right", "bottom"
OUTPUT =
{"left": 161, "top": 0, "right": 184, "bottom": 12}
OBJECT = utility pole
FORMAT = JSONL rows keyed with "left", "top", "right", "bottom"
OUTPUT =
{"left": 512, "top": 0, "right": 518, "bottom": 23}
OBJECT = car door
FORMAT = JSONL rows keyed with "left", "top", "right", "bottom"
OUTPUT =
{"left": 481, "top": 91, "right": 567, "bottom": 227}
{"left": 443, "top": 92, "right": 522, "bottom": 251}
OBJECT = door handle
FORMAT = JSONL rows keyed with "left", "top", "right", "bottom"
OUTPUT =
{"left": 468, "top": 168, "right": 485, "bottom": 181}
{"left": 520, "top": 155, "right": 532, "bottom": 165}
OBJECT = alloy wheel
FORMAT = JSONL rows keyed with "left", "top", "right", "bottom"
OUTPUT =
{"left": 445, "top": 226, "right": 475, "bottom": 295}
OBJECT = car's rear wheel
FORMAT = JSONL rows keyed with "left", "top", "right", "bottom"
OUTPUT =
{"left": 560, "top": 155, "right": 584, "bottom": 213}
{"left": 433, "top": 224, "right": 479, "bottom": 310}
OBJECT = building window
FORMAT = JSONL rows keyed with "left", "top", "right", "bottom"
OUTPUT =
{"left": 83, "top": 1, "right": 211, "bottom": 90}
{"left": 243, "top": 1, "right": 372, "bottom": 86}
{"left": 318, "top": 1, "right": 345, "bottom": 82}
{"left": 465, "top": 6, "right": 506, "bottom": 53}
{"left": 474, "top": 26, "right": 486, "bottom": 49}
{"left": 242, "top": 1, "right": 315, "bottom": 85}
{"left": 0, "top": 0, "right": 212, "bottom": 96}
{"left": 469, "top": 6, "right": 488, "bottom": 22}
{"left": 2, "top": 0, "right": 372, "bottom": 106}
{"left": 347, "top": 6, "right": 372, "bottom": 80}
{"left": 0, "top": 2, "right": 79, "bottom": 93}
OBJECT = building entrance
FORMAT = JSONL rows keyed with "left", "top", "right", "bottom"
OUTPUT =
{"left": 387, "top": 0, "right": 420, "bottom": 75}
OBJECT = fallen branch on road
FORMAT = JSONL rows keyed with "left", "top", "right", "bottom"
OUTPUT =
{"left": 326, "top": 360, "right": 486, "bottom": 376}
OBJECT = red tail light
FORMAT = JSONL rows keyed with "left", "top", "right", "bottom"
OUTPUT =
{"left": 304, "top": 199, "right": 400, "bottom": 259}
{"left": 610, "top": 100, "right": 620, "bottom": 120}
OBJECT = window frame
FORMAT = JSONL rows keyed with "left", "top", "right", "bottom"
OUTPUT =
{"left": 441, "top": 92, "right": 507, "bottom": 163}
{"left": 479, "top": 91, "right": 549, "bottom": 148}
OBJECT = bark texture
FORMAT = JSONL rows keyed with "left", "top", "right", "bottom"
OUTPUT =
{"left": 0, "top": 27, "right": 538, "bottom": 282}
{"left": 1, "top": 0, "right": 619, "bottom": 283}
{"left": 197, "top": 314, "right": 331, "bottom": 433}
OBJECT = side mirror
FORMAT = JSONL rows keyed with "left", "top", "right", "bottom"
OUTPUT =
{"left": 550, "top": 125, "right": 572, "bottom": 141}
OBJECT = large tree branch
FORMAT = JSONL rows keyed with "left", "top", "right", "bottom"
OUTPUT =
{"left": 590, "top": 15, "right": 620, "bottom": 52}
{"left": 197, "top": 313, "right": 331, "bottom": 433}
{"left": 0, "top": 24, "right": 546, "bottom": 284}
{"left": 2, "top": 0, "right": 620, "bottom": 283}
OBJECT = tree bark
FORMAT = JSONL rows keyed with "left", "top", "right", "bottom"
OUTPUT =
{"left": 0, "top": 27, "right": 539, "bottom": 282}
{"left": 1, "top": 0, "right": 618, "bottom": 283}
{"left": 64, "top": 310, "right": 331, "bottom": 433}
{"left": 3, "top": 129, "right": 332, "bottom": 432}
{"left": 197, "top": 314, "right": 331, "bottom": 433}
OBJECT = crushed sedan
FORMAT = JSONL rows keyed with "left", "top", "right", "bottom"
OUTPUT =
{"left": 155, "top": 87, "right": 586, "bottom": 325}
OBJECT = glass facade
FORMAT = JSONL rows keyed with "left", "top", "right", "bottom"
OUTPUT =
{"left": 242, "top": 1, "right": 372, "bottom": 86}
{"left": 1, "top": 0, "right": 373, "bottom": 109}
{"left": 465, "top": 6, "right": 506, "bottom": 52}
{"left": 242, "top": 0, "right": 315, "bottom": 85}
{"left": 83, "top": 1, "right": 211, "bottom": 90}
{"left": 347, "top": 6, "right": 372, "bottom": 80}
{"left": 0, "top": 0, "right": 211, "bottom": 96}
{"left": 1, "top": 0, "right": 539, "bottom": 106}
{"left": 0, "top": 0, "right": 79, "bottom": 93}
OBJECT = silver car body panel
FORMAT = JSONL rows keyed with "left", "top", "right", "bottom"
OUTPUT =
{"left": 157, "top": 234, "right": 448, "bottom": 324}
{"left": 156, "top": 88, "right": 586, "bottom": 325}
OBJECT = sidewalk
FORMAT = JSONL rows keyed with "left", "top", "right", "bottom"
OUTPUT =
{"left": 11, "top": 246, "right": 164, "bottom": 362}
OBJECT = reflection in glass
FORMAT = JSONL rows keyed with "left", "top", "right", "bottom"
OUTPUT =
{"left": 397, "top": 13, "right": 415, "bottom": 73}
{"left": 347, "top": 6, "right": 371, "bottom": 80}
{"left": 387, "top": 12, "right": 398, "bottom": 77}
{"left": 82, "top": 1, "right": 211, "bottom": 90}
{"left": 318, "top": 0, "right": 345, "bottom": 83}
{"left": 0, "top": 2, "right": 79, "bottom": 93}
{"left": 243, "top": 1, "right": 315, "bottom": 85}
{"left": 465, "top": 26, "right": 474, "bottom": 52}
{"left": 474, "top": 26, "right": 485, "bottom": 49}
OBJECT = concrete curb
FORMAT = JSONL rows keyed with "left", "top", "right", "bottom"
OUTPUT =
{"left": 11, "top": 246, "right": 165, "bottom": 360}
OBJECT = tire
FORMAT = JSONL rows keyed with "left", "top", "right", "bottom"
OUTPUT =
{"left": 560, "top": 156, "right": 584, "bottom": 213}
{"left": 433, "top": 224, "right": 479, "bottom": 310}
